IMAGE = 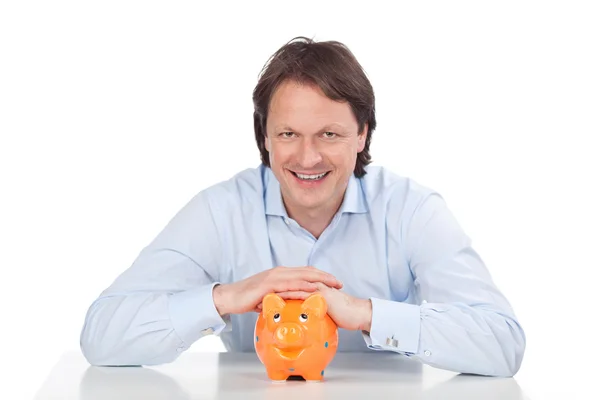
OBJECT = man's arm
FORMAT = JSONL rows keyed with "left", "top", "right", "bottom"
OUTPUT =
{"left": 79, "top": 192, "right": 229, "bottom": 366}
{"left": 362, "top": 192, "right": 526, "bottom": 377}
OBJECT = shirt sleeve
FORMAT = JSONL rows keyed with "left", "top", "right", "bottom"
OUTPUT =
{"left": 362, "top": 191, "right": 526, "bottom": 377}
{"left": 80, "top": 191, "right": 230, "bottom": 366}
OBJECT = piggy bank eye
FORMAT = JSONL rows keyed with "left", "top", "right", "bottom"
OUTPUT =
{"left": 299, "top": 313, "right": 308, "bottom": 323}
{"left": 273, "top": 313, "right": 281, "bottom": 323}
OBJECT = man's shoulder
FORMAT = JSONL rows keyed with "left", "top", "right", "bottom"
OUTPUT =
{"left": 197, "top": 165, "right": 266, "bottom": 207}
{"left": 361, "top": 165, "right": 438, "bottom": 204}
{"left": 361, "top": 165, "right": 445, "bottom": 231}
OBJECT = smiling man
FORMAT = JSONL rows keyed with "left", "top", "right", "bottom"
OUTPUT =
{"left": 80, "top": 37, "right": 526, "bottom": 377}
{"left": 264, "top": 79, "right": 367, "bottom": 240}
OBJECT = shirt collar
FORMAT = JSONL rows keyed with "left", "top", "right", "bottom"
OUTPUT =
{"left": 263, "top": 166, "right": 368, "bottom": 217}
{"left": 264, "top": 166, "right": 288, "bottom": 217}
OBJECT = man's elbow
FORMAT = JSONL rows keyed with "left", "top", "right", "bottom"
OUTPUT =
{"left": 80, "top": 345, "right": 120, "bottom": 367}
{"left": 79, "top": 328, "right": 125, "bottom": 366}
{"left": 79, "top": 306, "right": 123, "bottom": 366}
{"left": 80, "top": 324, "right": 182, "bottom": 366}
{"left": 80, "top": 336, "right": 177, "bottom": 367}
{"left": 494, "top": 319, "right": 527, "bottom": 377}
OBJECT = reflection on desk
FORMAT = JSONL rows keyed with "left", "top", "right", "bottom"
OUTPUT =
{"left": 35, "top": 351, "right": 529, "bottom": 400}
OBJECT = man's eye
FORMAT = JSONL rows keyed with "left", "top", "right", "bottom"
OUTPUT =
{"left": 323, "top": 132, "right": 337, "bottom": 138}
{"left": 281, "top": 132, "right": 295, "bottom": 138}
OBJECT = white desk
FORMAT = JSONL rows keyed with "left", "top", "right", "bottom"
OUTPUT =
{"left": 34, "top": 351, "right": 529, "bottom": 399}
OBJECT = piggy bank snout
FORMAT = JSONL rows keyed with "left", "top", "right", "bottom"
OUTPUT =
{"left": 274, "top": 323, "right": 304, "bottom": 347}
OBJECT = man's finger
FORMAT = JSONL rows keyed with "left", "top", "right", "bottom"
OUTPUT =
{"left": 276, "top": 291, "right": 313, "bottom": 300}
{"left": 314, "top": 282, "right": 333, "bottom": 290}
{"left": 292, "top": 269, "right": 343, "bottom": 289}
{"left": 273, "top": 280, "right": 317, "bottom": 292}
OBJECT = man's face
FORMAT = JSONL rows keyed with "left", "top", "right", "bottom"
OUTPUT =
{"left": 265, "top": 80, "right": 367, "bottom": 214}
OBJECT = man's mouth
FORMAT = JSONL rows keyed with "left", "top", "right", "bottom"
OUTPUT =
{"left": 289, "top": 170, "right": 331, "bottom": 182}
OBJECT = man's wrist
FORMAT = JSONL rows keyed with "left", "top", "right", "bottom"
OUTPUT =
{"left": 358, "top": 298, "right": 373, "bottom": 332}
{"left": 212, "top": 284, "right": 230, "bottom": 316}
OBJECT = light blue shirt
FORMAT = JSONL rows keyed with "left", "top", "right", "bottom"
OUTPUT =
{"left": 80, "top": 165, "right": 525, "bottom": 377}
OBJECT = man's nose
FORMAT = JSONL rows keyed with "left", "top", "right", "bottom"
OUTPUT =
{"left": 297, "top": 139, "right": 322, "bottom": 168}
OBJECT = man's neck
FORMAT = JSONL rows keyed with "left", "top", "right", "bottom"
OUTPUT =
{"left": 284, "top": 198, "right": 343, "bottom": 240}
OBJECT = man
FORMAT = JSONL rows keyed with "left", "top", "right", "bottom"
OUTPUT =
{"left": 80, "top": 37, "right": 526, "bottom": 377}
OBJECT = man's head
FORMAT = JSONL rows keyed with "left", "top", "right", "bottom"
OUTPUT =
{"left": 253, "top": 37, "right": 376, "bottom": 214}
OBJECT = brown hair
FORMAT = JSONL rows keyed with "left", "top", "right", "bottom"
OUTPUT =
{"left": 252, "top": 36, "right": 377, "bottom": 178}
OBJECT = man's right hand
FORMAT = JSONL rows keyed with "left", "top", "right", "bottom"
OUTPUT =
{"left": 212, "top": 266, "right": 343, "bottom": 316}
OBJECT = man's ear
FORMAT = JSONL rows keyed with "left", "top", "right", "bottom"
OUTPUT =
{"left": 262, "top": 293, "right": 285, "bottom": 318}
{"left": 301, "top": 293, "right": 327, "bottom": 319}
{"left": 357, "top": 124, "right": 368, "bottom": 153}
{"left": 264, "top": 134, "right": 271, "bottom": 152}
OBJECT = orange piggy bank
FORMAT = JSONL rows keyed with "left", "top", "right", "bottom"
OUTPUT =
{"left": 254, "top": 292, "right": 338, "bottom": 382}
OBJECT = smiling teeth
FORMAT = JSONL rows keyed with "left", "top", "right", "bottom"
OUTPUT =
{"left": 296, "top": 172, "right": 327, "bottom": 180}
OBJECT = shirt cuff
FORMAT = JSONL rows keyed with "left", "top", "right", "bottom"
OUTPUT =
{"left": 168, "top": 282, "right": 231, "bottom": 347}
{"left": 362, "top": 297, "right": 421, "bottom": 355}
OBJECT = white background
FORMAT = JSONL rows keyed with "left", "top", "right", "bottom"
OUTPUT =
{"left": 1, "top": 1, "right": 599, "bottom": 399}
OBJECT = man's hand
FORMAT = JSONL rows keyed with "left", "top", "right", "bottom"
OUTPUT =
{"left": 212, "top": 266, "right": 343, "bottom": 316}
{"left": 261, "top": 282, "right": 373, "bottom": 332}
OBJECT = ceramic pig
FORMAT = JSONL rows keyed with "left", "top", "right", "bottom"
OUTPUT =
{"left": 254, "top": 292, "right": 338, "bottom": 382}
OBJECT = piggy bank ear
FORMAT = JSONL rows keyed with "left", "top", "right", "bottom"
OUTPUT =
{"left": 261, "top": 293, "right": 286, "bottom": 318}
{"left": 301, "top": 293, "right": 327, "bottom": 319}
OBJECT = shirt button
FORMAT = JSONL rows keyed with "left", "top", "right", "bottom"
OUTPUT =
{"left": 203, "top": 328, "right": 214, "bottom": 334}
{"left": 424, "top": 350, "right": 431, "bottom": 356}
{"left": 176, "top": 346, "right": 185, "bottom": 352}
{"left": 385, "top": 337, "right": 399, "bottom": 347}
{"left": 285, "top": 219, "right": 291, "bottom": 225}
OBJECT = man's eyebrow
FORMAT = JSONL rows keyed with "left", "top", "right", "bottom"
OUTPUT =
{"left": 274, "top": 123, "right": 348, "bottom": 132}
